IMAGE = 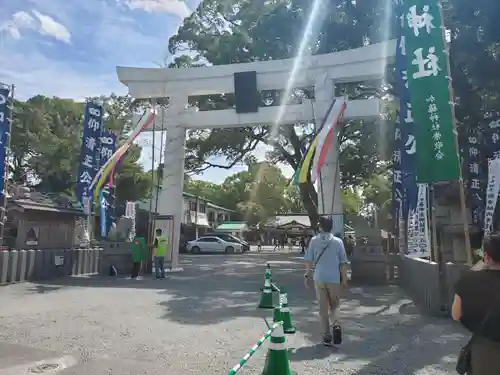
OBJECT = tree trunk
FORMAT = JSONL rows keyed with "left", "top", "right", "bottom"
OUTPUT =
{"left": 299, "top": 181, "right": 319, "bottom": 231}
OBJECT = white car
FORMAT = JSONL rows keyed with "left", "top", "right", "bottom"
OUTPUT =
{"left": 186, "top": 236, "right": 242, "bottom": 253}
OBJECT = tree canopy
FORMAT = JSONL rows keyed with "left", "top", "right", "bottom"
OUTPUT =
{"left": 182, "top": 159, "right": 366, "bottom": 225}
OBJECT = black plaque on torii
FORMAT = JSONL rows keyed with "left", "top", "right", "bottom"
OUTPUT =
{"left": 234, "top": 71, "right": 259, "bottom": 114}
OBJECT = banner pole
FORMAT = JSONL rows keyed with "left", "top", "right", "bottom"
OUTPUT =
{"left": 146, "top": 102, "right": 156, "bottom": 273}
{"left": 430, "top": 184, "right": 439, "bottom": 262}
{"left": 0, "top": 83, "right": 13, "bottom": 247}
{"left": 437, "top": 2, "right": 472, "bottom": 265}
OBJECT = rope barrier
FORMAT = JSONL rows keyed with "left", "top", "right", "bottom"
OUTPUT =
{"left": 226, "top": 322, "right": 283, "bottom": 375}
{"left": 271, "top": 283, "right": 280, "bottom": 293}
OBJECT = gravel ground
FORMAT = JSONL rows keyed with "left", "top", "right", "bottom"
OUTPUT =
{"left": 0, "top": 251, "right": 467, "bottom": 375}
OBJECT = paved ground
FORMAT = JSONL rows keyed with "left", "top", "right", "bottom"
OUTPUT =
{"left": 0, "top": 251, "right": 467, "bottom": 375}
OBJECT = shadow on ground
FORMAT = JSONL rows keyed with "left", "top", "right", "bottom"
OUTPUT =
{"left": 29, "top": 251, "right": 465, "bottom": 374}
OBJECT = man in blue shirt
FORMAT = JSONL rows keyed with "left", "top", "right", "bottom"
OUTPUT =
{"left": 304, "top": 216, "right": 348, "bottom": 346}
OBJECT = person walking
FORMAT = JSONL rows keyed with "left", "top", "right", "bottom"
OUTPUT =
{"left": 130, "top": 236, "right": 147, "bottom": 279}
{"left": 152, "top": 228, "right": 168, "bottom": 279}
{"left": 272, "top": 237, "right": 279, "bottom": 252}
{"left": 299, "top": 237, "right": 306, "bottom": 254}
{"left": 452, "top": 233, "right": 500, "bottom": 375}
{"left": 303, "top": 217, "right": 348, "bottom": 347}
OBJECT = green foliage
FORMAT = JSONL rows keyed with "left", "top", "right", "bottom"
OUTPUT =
{"left": 180, "top": 160, "right": 361, "bottom": 224}
{"left": 341, "top": 188, "right": 363, "bottom": 216}
{"left": 10, "top": 95, "right": 152, "bottom": 205}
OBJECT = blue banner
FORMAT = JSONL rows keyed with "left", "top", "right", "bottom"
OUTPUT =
{"left": 0, "top": 87, "right": 11, "bottom": 207}
{"left": 484, "top": 119, "right": 500, "bottom": 160}
{"left": 395, "top": 0, "right": 418, "bottom": 219}
{"left": 76, "top": 102, "right": 103, "bottom": 204}
{"left": 463, "top": 128, "right": 486, "bottom": 226}
{"left": 98, "top": 132, "right": 117, "bottom": 237}
{"left": 391, "top": 114, "right": 404, "bottom": 232}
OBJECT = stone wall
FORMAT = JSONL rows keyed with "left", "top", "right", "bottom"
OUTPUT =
{"left": 398, "top": 255, "right": 469, "bottom": 316}
{"left": 350, "top": 245, "right": 391, "bottom": 284}
{"left": 99, "top": 241, "right": 133, "bottom": 276}
{"left": 0, "top": 247, "right": 102, "bottom": 285}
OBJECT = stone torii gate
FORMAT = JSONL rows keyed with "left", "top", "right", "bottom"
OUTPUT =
{"left": 117, "top": 40, "right": 396, "bottom": 270}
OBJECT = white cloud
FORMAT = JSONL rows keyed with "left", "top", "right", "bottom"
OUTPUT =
{"left": 1, "top": 11, "right": 36, "bottom": 40}
{"left": 0, "top": 9, "right": 71, "bottom": 43}
{"left": 0, "top": 48, "right": 125, "bottom": 100}
{"left": 32, "top": 10, "right": 71, "bottom": 43}
{"left": 120, "top": 0, "right": 191, "bottom": 19}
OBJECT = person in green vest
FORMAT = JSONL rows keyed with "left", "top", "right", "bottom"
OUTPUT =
{"left": 153, "top": 228, "right": 168, "bottom": 279}
{"left": 131, "top": 236, "right": 147, "bottom": 279}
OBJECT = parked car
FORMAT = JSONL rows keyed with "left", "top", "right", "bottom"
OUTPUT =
{"left": 206, "top": 233, "right": 250, "bottom": 252}
{"left": 186, "top": 236, "right": 243, "bottom": 253}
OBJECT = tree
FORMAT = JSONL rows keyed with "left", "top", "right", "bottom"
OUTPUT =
{"left": 442, "top": 0, "right": 500, "bottom": 132}
{"left": 10, "top": 95, "right": 153, "bottom": 205}
{"left": 14, "top": 95, "right": 85, "bottom": 193}
{"left": 168, "top": 0, "right": 394, "bottom": 226}
{"left": 362, "top": 165, "right": 392, "bottom": 229}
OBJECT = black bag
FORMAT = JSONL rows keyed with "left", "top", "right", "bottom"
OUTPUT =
{"left": 456, "top": 298, "right": 499, "bottom": 374}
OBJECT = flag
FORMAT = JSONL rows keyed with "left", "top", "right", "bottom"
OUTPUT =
{"left": 98, "top": 132, "right": 117, "bottom": 237}
{"left": 0, "top": 87, "right": 11, "bottom": 207}
{"left": 395, "top": 0, "right": 418, "bottom": 220}
{"left": 310, "top": 98, "right": 347, "bottom": 183}
{"left": 76, "top": 102, "right": 103, "bottom": 204}
{"left": 406, "top": 183, "right": 431, "bottom": 258}
{"left": 483, "top": 158, "right": 500, "bottom": 238}
{"left": 297, "top": 137, "right": 319, "bottom": 184}
{"left": 291, "top": 98, "right": 338, "bottom": 185}
{"left": 402, "top": 0, "right": 460, "bottom": 182}
{"left": 391, "top": 114, "right": 404, "bottom": 233}
{"left": 90, "top": 109, "right": 156, "bottom": 201}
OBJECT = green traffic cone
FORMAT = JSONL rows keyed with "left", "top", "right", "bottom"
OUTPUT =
{"left": 273, "top": 304, "right": 282, "bottom": 323}
{"left": 265, "top": 263, "right": 279, "bottom": 292}
{"left": 280, "top": 288, "right": 296, "bottom": 334}
{"left": 258, "top": 269, "right": 274, "bottom": 309}
{"left": 262, "top": 323, "right": 294, "bottom": 375}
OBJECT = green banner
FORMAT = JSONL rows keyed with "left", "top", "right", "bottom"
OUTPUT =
{"left": 402, "top": 0, "right": 460, "bottom": 182}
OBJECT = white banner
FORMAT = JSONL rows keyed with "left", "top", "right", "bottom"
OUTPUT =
{"left": 483, "top": 158, "right": 500, "bottom": 237}
{"left": 125, "top": 201, "right": 136, "bottom": 241}
{"left": 407, "top": 184, "right": 431, "bottom": 258}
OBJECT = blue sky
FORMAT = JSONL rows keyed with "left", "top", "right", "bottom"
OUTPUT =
{"left": 0, "top": 0, "right": 291, "bottom": 183}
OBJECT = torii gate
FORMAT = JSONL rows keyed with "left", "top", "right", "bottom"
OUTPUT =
{"left": 117, "top": 40, "right": 396, "bottom": 270}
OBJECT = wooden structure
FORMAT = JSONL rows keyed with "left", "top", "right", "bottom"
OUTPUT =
{"left": 5, "top": 187, "right": 85, "bottom": 249}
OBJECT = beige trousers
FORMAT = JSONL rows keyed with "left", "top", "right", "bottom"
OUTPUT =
{"left": 314, "top": 282, "right": 341, "bottom": 334}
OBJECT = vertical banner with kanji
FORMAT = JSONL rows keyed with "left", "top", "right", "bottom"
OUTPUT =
{"left": 484, "top": 119, "right": 500, "bottom": 160}
{"left": 98, "top": 132, "right": 117, "bottom": 237}
{"left": 395, "top": 0, "right": 418, "bottom": 218}
{"left": 483, "top": 158, "right": 500, "bottom": 238}
{"left": 125, "top": 201, "right": 136, "bottom": 241}
{"left": 464, "top": 128, "right": 485, "bottom": 226}
{"left": 0, "top": 87, "right": 11, "bottom": 209}
{"left": 407, "top": 183, "right": 431, "bottom": 258}
{"left": 391, "top": 115, "right": 404, "bottom": 233}
{"left": 402, "top": 1, "right": 461, "bottom": 182}
{"left": 76, "top": 102, "right": 104, "bottom": 203}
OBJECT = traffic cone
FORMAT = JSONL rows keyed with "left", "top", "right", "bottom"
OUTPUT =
{"left": 261, "top": 264, "right": 271, "bottom": 291}
{"left": 262, "top": 323, "right": 294, "bottom": 375}
{"left": 258, "top": 267, "right": 274, "bottom": 309}
{"left": 273, "top": 304, "right": 282, "bottom": 323}
{"left": 280, "top": 288, "right": 296, "bottom": 334}
{"left": 260, "top": 264, "right": 279, "bottom": 292}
